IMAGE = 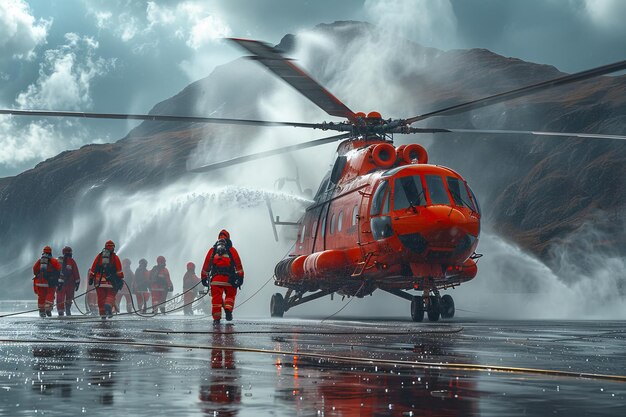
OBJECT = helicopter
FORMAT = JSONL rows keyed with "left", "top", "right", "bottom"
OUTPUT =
{"left": 2, "top": 38, "right": 625, "bottom": 321}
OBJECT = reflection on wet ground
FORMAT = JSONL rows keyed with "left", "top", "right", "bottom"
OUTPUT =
{"left": 0, "top": 315, "right": 624, "bottom": 416}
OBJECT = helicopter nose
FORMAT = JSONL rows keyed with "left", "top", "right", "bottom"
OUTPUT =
{"left": 395, "top": 205, "right": 479, "bottom": 262}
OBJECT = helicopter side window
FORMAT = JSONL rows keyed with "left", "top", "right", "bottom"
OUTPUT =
{"left": 446, "top": 176, "right": 475, "bottom": 210}
{"left": 312, "top": 221, "right": 317, "bottom": 237}
{"left": 330, "top": 213, "right": 336, "bottom": 235}
{"left": 337, "top": 210, "right": 343, "bottom": 232}
{"left": 369, "top": 180, "right": 388, "bottom": 216}
{"left": 300, "top": 224, "right": 306, "bottom": 244}
{"left": 393, "top": 175, "right": 425, "bottom": 210}
{"left": 425, "top": 175, "right": 450, "bottom": 205}
{"left": 382, "top": 189, "right": 390, "bottom": 214}
{"left": 352, "top": 205, "right": 359, "bottom": 226}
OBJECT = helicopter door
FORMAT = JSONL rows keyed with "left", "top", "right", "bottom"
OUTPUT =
{"left": 369, "top": 180, "right": 393, "bottom": 240}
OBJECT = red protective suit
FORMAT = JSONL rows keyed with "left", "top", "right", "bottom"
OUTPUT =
{"left": 33, "top": 255, "right": 61, "bottom": 317}
{"left": 201, "top": 235, "right": 244, "bottom": 322}
{"left": 56, "top": 255, "right": 80, "bottom": 316}
{"left": 134, "top": 263, "right": 151, "bottom": 313}
{"left": 149, "top": 263, "right": 173, "bottom": 314}
{"left": 89, "top": 247, "right": 124, "bottom": 318}
{"left": 183, "top": 267, "right": 201, "bottom": 315}
{"left": 115, "top": 259, "right": 134, "bottom": 313}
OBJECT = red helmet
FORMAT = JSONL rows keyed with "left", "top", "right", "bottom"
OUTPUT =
{"left": 62, "top": 246, "right": 72, "bottom": 255}
{"left": 186, "top": 262, "right": 195, "bottom": 270}
{"left": 218, "top": 229, "right": 230, "bottom": 239}
{"left": 105, "top": 240, "right": 115, "bottom": 249}
{"left": 42, "top": 246, "right": 52, "bottom": 254}
{"left": 156, "top": 255, "right": 166, "bottom": 265}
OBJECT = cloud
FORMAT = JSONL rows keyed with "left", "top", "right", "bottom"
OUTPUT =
{"left": 147, "top": 2, "right": 231, "bottom": 49}
{"left": 84, "top": 1, "right": 231, "bottom": 50}
{"left": 0, "top": 0, "right": 51, "bottom": 62}
{"left": 0, "top": 116, "right": 96, "bottom": 166}
{"left": 15, "top": 33, "right": 115, "bottom": 110}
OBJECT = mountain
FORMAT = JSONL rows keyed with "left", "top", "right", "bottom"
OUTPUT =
{"left": 1, "top": 21, "right": 624, "bottom": 297}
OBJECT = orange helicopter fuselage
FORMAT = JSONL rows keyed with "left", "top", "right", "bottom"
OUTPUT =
{"left": 274, "top": 136, "right": 481, "bottom": 295}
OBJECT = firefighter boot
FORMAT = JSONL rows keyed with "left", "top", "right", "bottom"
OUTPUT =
{"left": 65, "top": 304, "right": 72, "bottom": 316}
{"left": 160, "top": 307, "right": 166, "bottom": 315}
{"left": 39, "top": 309, "right": 46, "bottom": 318}
{"left": 213, "top": 319, "right": 221, "bottom": 326}
{"left": 225, "top": 310, "right": 233, "bottom": 321}
{"left": 45, "top": 310, "right": 52, "bottom": 317}
{"left": 104, "top": 304, "right": 113, "bottom": 319}
{"left": 58, "top": 310, "right": 64, "bottom": 317}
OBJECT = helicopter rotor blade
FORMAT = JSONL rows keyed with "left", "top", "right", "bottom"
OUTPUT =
{"left": 409, "top": 127, "right": 626, "bottom": 141}
{"left": 229, "top": 38, "right": 357, "bottom": 123}
{"left": 405, "top": 60, "right": 626, "bottom": 124}
{"left": 0, "top": 108, "right": 328, "bottom": 129}
{"left": 189, "top": 132, "right": 351, "bottom": 173}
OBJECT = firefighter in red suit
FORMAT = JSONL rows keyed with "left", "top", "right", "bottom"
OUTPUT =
{"left": 149, "top": 255, "right": 173, "bottom": 314}
{"left": 201, "top": 229, "right": 244, "bottom": 325}
{"left": 56, "top": 246, "right": 80, "bottom": 316}
{"left": 32, "top": 246, "right": 61, "bottom": 318}
{"left": 134, "top": 258, "right": 150, "bottom": 313}
{"left": 88, "top": 240, "right": 124, "bottom": 319}
{"left": 183, "top": 262, "right": 201, "bottom": 315}
{"left": 115, "top": 258, "right": 134, "bottom": 313}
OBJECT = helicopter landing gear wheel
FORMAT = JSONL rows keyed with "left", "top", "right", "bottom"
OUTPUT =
{"left": 270, "top": 293, "right": 285, "bottom": 317}
{"left": 440, "top": 294, "right": 455, "bottom": 319}
{"left": 427, "top": 296, "right": 440, "bottom": 322}
{"left": 410, "top": 296, "right": 424, "bottom": 322}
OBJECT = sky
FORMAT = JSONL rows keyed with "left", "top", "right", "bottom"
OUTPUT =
{"left": 1, "top": 0, "right": 625, "bottom": 177}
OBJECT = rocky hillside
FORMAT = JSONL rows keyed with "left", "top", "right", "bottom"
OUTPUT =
{"left": 1, "top": 21, "right": 624, "bottom": 296}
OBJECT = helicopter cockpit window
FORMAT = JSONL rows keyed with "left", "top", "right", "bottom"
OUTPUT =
{"left": 446, "top": 176, "right": 475, "bottom": 210}
{"left": 393, "top": 175, "right": 425, "bottom": 210}
{"left": 369, "top": 180, "right": 389, "bottom": 216}
{"left": 425, "top": 175, "right": 450, "bottom": 205}
{"left": 468, "top": 184, "right": 481, "bottom": 214}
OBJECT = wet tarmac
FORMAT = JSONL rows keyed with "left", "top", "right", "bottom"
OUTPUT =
{"left": 0, "top": 313, "right": 624, "bottom": 416}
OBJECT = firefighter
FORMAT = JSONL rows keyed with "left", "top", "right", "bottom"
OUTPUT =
{"left": 134, "top": 258, "right": 150, "bottom": 313}
{"left": 182, "top": 262, "right": 201, "bottom": 315}
{"left": 201, "top": 229, "right": 244, "bottom": 325}
{"left": 149, "top": 256, "right": 173, "bottom": 314}
{"left": 88, "top": 240, "right": 124, "bottom": 319}
{"left": 56, "top": 246, "right": 80, "bottom": 316}
{"left": 115, "top": 258, "right": 134, "bottom": 314}
{"left": 85, "top": 267, "right": 99, "bottom": 315}
{"left": 32, "top": 246, "right": 61, "bottom": 317}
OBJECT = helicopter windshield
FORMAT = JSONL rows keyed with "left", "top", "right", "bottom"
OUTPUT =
{"left": 393, "top": 175, "right": 426, "bottom": 210}
{"left": 446, "top": 176, "right": 477, "bottom": 211}
{"left": 425, "top": 175, "right": 450, "bottom": 205}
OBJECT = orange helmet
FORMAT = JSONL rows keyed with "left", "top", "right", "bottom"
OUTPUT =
{"left": 186, "top": 262, "right": 195, "bottom": 270}
{"left": 105, "top": 240, "right": 115, "bottom": 250}
{"left": 156, "top": 255, "right": 166, "bottom": 266}
{"left": 218, "top": 229, "right": 230, "bottom": 239}
{"left": 42, "top": 246, "right": 52, "bottom": 254}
